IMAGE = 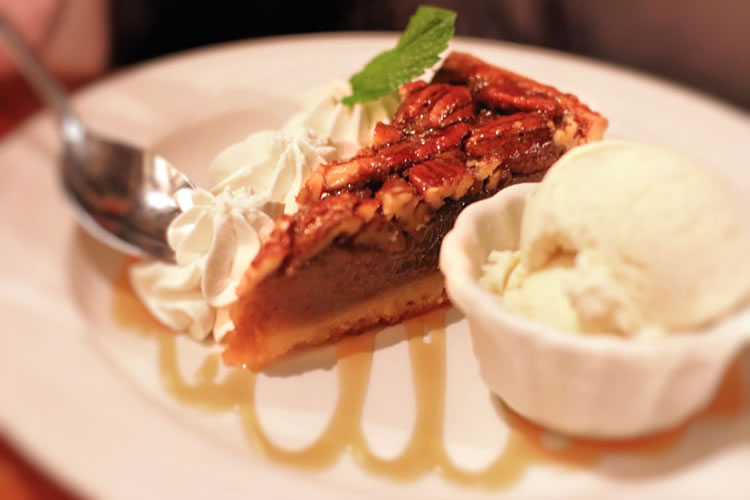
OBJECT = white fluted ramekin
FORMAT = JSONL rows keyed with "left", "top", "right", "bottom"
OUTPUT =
{"left": 440, "top": 183, "right": 750, "bottom": 438}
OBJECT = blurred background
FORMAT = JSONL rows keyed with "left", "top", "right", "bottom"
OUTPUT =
{"left": 0, "top": 0, "right": 748, "bottom": 498}
{"left": 1, "top": 0, "right": 749, "bottom": 138}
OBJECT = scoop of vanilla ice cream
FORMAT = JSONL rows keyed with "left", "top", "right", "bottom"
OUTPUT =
{"left": 284, "top": 80, "right": 401, "bottom": 157}
{"left": 481, "top": 140, "right": 750, "bottom": 337}
{"left": 130, "top": 188, "right": 281, "bottom": 341}
{"left": 210, "top": 126, "right": 337, "bottom": 214}
{"left": 482, "top": 251, "right": 587, "bottom": 333}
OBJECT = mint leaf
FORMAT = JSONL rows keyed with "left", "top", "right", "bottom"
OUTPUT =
{"left": 341, "top": 6, "right": 456, "bottom": 106}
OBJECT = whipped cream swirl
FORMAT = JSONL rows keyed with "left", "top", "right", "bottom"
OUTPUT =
{"left": 130, "top": 80, "right": 401, "bottom": 342}
{"left": 285, "top": 80, "right": 401, "bottom": 157}
{"left": 130, "top": 188, "right": 281, "bottom": 341}
{"left": 211, "top": 126, "right": 337, "bottom": 214}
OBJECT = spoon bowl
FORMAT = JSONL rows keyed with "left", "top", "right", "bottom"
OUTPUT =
{"left": 60, "top": 118, "right": 194, "bottom": 262}
{"left": 1, "top": 16, "right": 194, "bottom": 262}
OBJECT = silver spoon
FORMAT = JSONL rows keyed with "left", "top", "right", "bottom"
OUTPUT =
{"left": 0, "top": 16, "right": 194, "bottom": 263}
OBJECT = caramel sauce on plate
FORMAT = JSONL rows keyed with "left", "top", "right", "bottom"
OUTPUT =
{"left": 113, "top": 266, "right": 746, "bottom": 489}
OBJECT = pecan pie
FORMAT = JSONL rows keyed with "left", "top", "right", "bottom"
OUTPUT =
{"left": 225, "top": 52, "right": 607, "bottom": 370}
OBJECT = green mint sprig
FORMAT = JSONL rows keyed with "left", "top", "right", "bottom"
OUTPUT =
{"left": 341, "top": 6, "right": 457, "bottom": 107}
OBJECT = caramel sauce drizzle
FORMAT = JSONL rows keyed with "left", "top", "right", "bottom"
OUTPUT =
{"left": 113, "top": 267, "right": 746, "bottom": 489}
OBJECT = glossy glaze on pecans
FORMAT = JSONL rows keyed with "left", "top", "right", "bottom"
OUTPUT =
{"left": 248, "top": 52, "right": 607, "bottom": 283}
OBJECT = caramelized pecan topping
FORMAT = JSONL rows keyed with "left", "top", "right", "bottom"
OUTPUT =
{"left": 376, "top": 177, "right": 419, "bottom": 220}
{"left": 477, "top": 84, "right": 560, "bottom": 117}
{"left": 393, "top": 82, "right": 474, "bottom": 133}
{"left": 407, "top": 160, "right": 478, "bottom": 209}
{"left": 371, "top": 122, "right": 403, "bottom": 147}
{"left": 249, "top": 52, "right": 608, "bottom": 282}
{"left": 464, "top": 113, "right": 563, "bottom": 175}
{"left": 299, "top": 121, "right": 470, "bottom": 202}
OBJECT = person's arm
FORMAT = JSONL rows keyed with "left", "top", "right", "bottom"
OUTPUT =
{"left": 0, "top": 0, "right": 110, "bottom": 80}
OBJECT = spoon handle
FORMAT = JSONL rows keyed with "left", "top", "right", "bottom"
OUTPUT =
{"left": 0, "top": 15, "right": 82, "bottom": 130}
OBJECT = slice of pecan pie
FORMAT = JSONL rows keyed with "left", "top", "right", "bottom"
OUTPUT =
{"left": 225, "top": 52, "right": 607, "bottom": 370}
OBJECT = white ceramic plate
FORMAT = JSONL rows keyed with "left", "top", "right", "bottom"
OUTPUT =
{"left": 1, "top": 34, "right": 749, "bottom": 500}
